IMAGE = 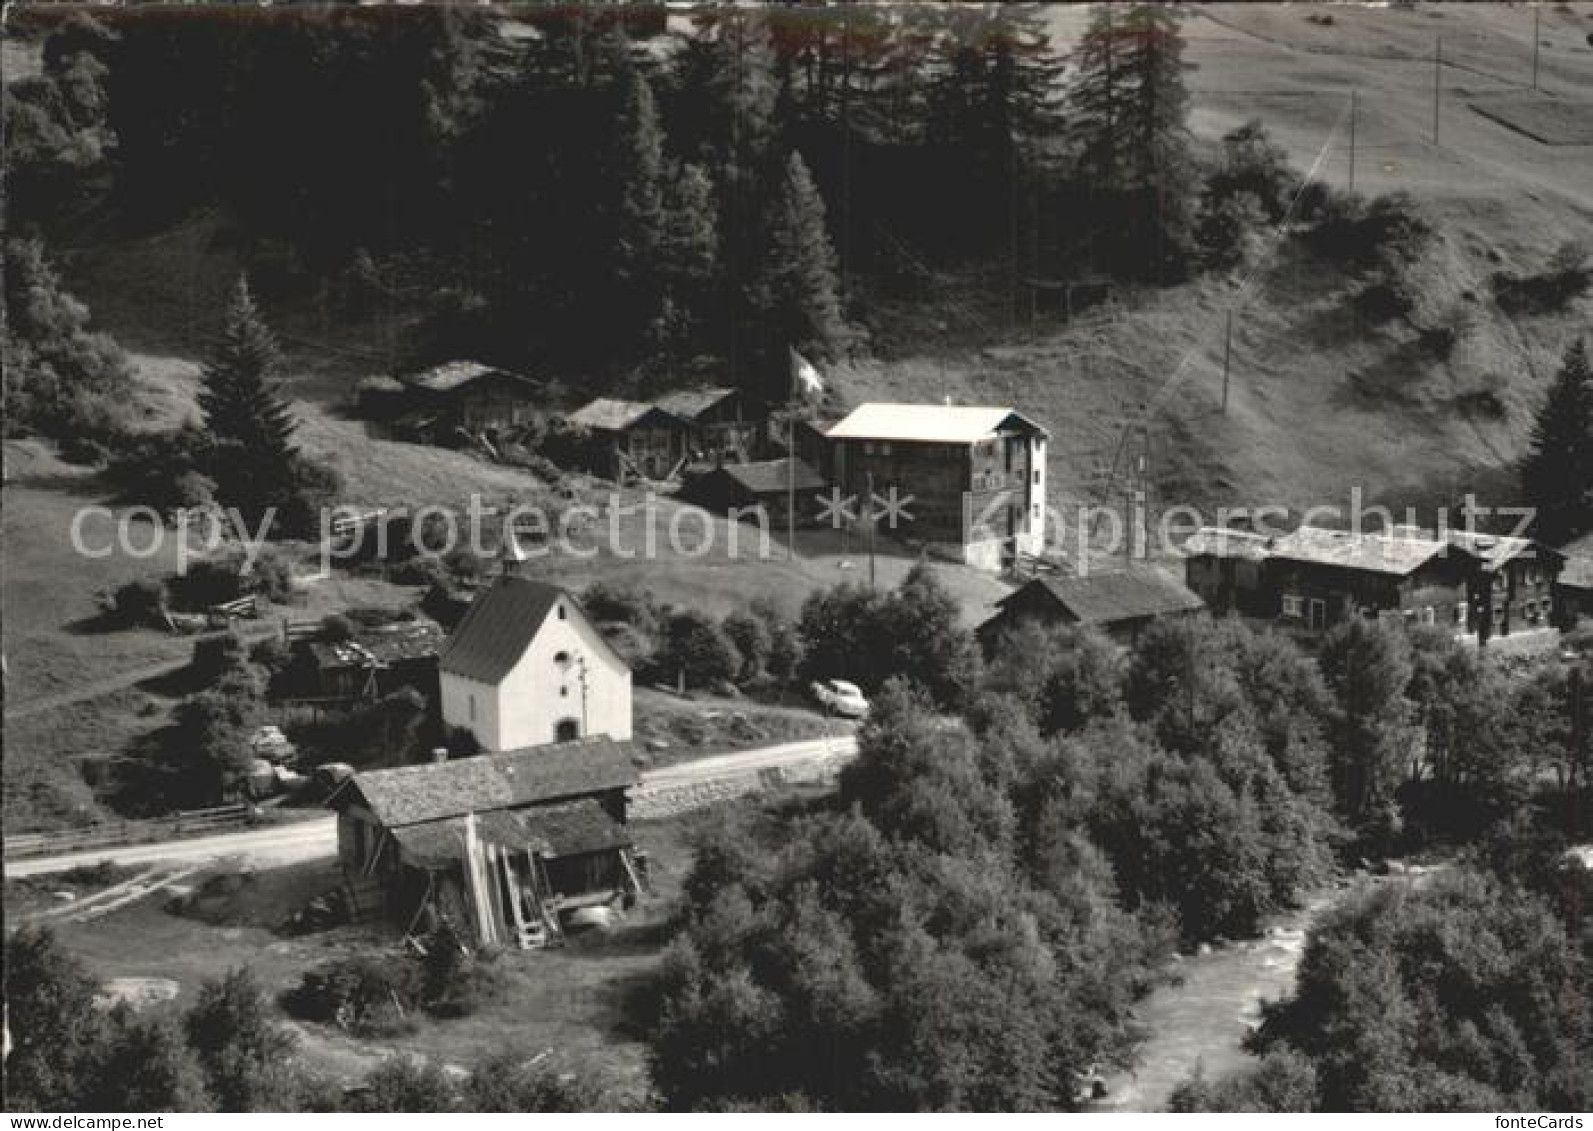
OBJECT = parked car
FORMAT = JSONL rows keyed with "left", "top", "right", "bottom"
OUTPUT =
{"left": 809, "top": 678, "right": 870, "bottom": 719}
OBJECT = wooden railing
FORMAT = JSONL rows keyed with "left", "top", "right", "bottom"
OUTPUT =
{"left": 3, "top": 804, "right": 254, "bottom": 862}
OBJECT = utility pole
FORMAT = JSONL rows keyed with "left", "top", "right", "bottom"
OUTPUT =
{"left": 1347, "top": 90, "right": 1358, "bottom": 192}
{"left": 1532, "top": 5, "right": 1542, "bottom": 91}
{"left": 865, "top": 470, "right": 877, "bottom": 590}
{"left": 1433, "top": 35, "right": 1443, "bottom": 147}
{"left": 1221, "top": 309, "right": 1233, "bottom": 413}
{"left": 787, "top": 414, "right": 797, "bottom": 561}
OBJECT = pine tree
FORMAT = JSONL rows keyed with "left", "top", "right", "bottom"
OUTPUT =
{"left": 607, "top": 63, "right": 666, "bottom": 358}
{"left": 1521, "top": 337, "right": 1593, "bottom": 542}
{"left": 1066, "top": 3, "right": 1196, "bottom": 278}
{"left": 653, "top": 162, "right": 722, "bottom": 366}
{"left": 753, "top": 150, "right": 849, "bottom": 386}
{"left": 198, "top": 276, "right": 299, "bottom": 522}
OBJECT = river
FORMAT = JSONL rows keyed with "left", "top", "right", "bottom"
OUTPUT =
{"left": 1092, "top": 885, "right": 1343, "bottom": 1112}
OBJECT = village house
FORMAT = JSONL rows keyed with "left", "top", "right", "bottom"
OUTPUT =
{"left": 684, "top": 457, "right": 828, "bottom": 528}
{"left": 654, "top": 386, "right": 759, "bottom": 465}
{"left": 298, "top": 619, "right": 445, "bottom": 703}
{"left": 438, "top": 572, "right": 633, "bottom": 751}
{"left": 391, "top": 360, "right": 544, "bottom": 433}
{"left": 1554, "top": 553, "right": 1593, "bottom": 627}
{"left": 331, "top": 736, "right": 643, "bottom": 947}
{"left": 1182, "top": 526, "right": 1274, "bottom": 616}
{"left": 978, "top": 568, "right": 1204, "bottom": 649}
{"left": 1448, "top": 530, "right": 1565, "bottom": 640}
{"left": 822, "top": 403, "right": 1050, "bottom": 572}
{"left": 1264, "top": 525, "right": 1480, "bottom": 633}
{"left": 566, "top": 397, "right": 693, "bottom": 481}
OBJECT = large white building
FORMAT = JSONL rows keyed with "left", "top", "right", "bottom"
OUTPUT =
{"left": 438, "top": 573, "right": 633, "bottom": 751}
{"left": 823, "top": 403, "right": 1049, "bottom": 572}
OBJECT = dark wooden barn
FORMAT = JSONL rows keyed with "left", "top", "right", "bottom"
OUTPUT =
{"left": 655, "top": 387, "right": 760, "bottom": 465}
{"left": 331, "top": 737, "right": 643, "bottom": 947}
{"left": 979, "top": 569, "right": 1204, "bottom": 648}
{"left": 566, "top": 398, "right": 692, "bottom": 481}
{"left": 685, "top": 458, "right": 828, "bottom": 528}
{"left": 394, "top": 361, "right": 544, "bottom": 434}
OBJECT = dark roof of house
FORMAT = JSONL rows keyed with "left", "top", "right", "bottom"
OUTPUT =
{"left": 996, "top": 570, "right": 1204, "bottom": 627}
{"left": 307, "top": 621, "right": 445, "bottom": 669}
{"left": 438, "top": 575, "right": 564, "bottom": 683}
{"left": 390, "top": 798, "right": 632, "bottom": 868}
{"left": 348, "top": 738, "right": 640, "bottom": 828}
{"left": 567, "top": 398, "right": 686, "bottom": 433}
{"left": 400, "top": 360, "right": 536, "bottom": 394}
{"left": 713, "top": 458, "right": 827, "bottom": 496}
{"left": 654, "top": 387, "right": 738, "bottom": 421}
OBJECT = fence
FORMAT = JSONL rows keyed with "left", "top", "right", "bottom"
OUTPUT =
{"left": 3, "top": 804, "right": 253, "bottom": 862}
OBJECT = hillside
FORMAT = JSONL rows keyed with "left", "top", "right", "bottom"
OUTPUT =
{"left": 846, "top": 2, "right": 1593, "bottom": 525}
{"left": 30, "top": 2, "right": 1593, "bottom": 535}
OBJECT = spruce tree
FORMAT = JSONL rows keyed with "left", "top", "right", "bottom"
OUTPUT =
{"left": 198, "top": 276, "right": 298, "bottom": 522}
{"left": 608, "top": 64, "right": 666, "bottom": 357}
{"left": 1066, "top": 3, "right": 1196, "bottom": 278}
{"left": 1521, "top": 337, "right": 1593, "bottom": 542}
{"left": 654, "top": 162, "right": 722, "bottom": 366}
{"left": 754, "top": 150, "right": 849, "bottom": 385}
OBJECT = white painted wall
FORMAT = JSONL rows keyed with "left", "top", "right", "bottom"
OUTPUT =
{"left": 440, "top": 595, "right": 632, "bottom": 751}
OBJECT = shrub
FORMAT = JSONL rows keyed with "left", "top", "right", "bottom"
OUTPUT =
{"left": 105, "top": 425, "right": 216, "bottom": 513}
{"left": 1197, "top": 188, "right": 1268, "bottom": 268}
{"left": 660, "top": 610, "right": 742, "bottom": 689}
{"left": 111, "top": 577, "right": 168, "bottom": 628}
{"left": 1304, "top": 190, "right": 1434, "bottom": 272}
{"left": 319, "top": 614, "right": 356, "bottom": 642}
{"left": 1493, "top": 239, "right": 1592, "bottom": 313}
{"left": 1207, "top": 119, "right": 1294, "bottom": 220}
{"left": 721, "top": 610, "right": 772, "bottom": 685}
{"left": 283, "top": 954, "right": 423, "bottom": 1036}
{"left": 191, "top": 631, "right": 253, "bottom": 685}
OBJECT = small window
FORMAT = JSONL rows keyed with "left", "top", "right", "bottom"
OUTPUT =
{"left": 1033, "top": 469, "right": 1040, "bottom": 485}
{"left": 557, "top": 604, "right": 566, "bottom": 620}
{"left": 1282, "top": 595, "right": 1304, "bottom": 618}
{"left": 1454, "top": 604, "right": 1466, "bottom": 625}
{"left": 880, "top": 441, "right": 892, "bottom": 456}
{"left": 553, "top": 650, "right": 571, "bottom": 666}
{"left": 468, "top": 694, "right": 477, "bottom": 722}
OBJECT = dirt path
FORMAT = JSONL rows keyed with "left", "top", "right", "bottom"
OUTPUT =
{"left": 4, "top": 736, "right": 863, "bottom": 877}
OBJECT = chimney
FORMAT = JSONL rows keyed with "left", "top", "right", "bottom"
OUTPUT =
{"left": 431, "top": 747, "right": 449, "bottom": 764}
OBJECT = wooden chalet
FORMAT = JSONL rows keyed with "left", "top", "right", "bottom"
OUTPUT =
{"left": 978, "top": 569, "right": 1204, "bottom": 648}
{"left": 394, "top": 360, "right": 543, "bottom": 433}
{"left": 566, "top": 398, "right": 692, "bottom": 481}
{"left": 654, "top": 387, "right": 758, "bottom": 464}
{"left": 1182, "top": 526, "right": 1274, "bottom": 616}
{"left": 1447, "top": 530, "right": 1564, "bottom": 640}
{"left": 1555, "top": 550, "right": 1593, "bottom": 627}
{"left": 1265, "top": 525, "right": 1479, "bottom": 633}
{"left": 685, "top": 457, "right": 827, "bottom": 528}
{"left": 332, "top": 738, "right": 643, "bottom": 947}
